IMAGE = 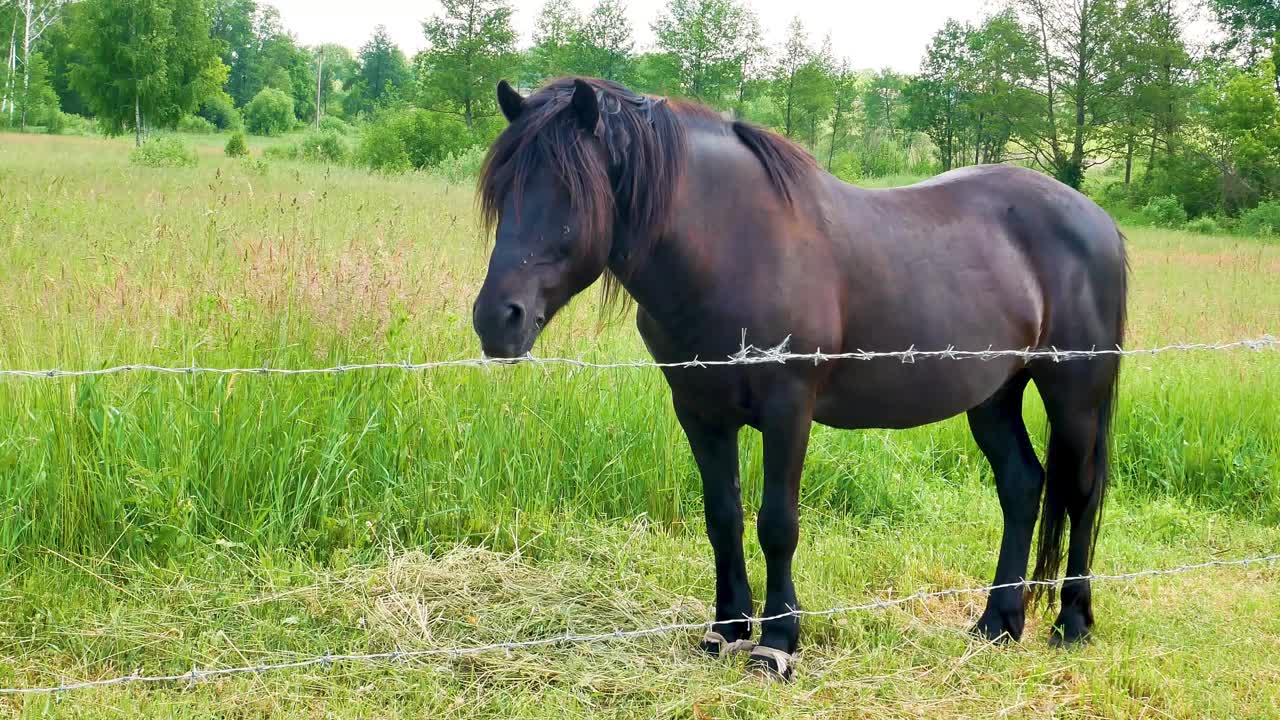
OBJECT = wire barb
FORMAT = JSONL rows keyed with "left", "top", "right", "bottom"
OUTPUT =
{"left": 1, "top": 552, "right": 1276, "bottom": 696}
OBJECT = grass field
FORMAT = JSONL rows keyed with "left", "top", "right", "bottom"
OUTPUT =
{"left": 1, "top": 131, "right": 1278, "bottom": 717}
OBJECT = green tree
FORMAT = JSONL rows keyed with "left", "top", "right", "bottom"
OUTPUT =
{"left": 825, "top": 58, "right": 858, "bottom": 171}
{"left": 417, "top": 0, "right": 515, "bottom": 129}
{"left": 345, "top": 25, "right": 410, "bottom": 117}
{"left": 1208, "top": 0, "right": 1280, "bottom": 72}
{"left": 528, "top": 0, "right": 578, "bottom": 82}
{"left": 769, "top": 17, "right": 810, "bottom": 138}
{"left": 1010, "top": 0, "right": 1132, "bottom": 188}
{"left": 568, "top": 0, "right": 635, "bottom": 83}
{"left": 652, "top": 0, "right": 760, "bottom": 105}
{"left": 71, "top": 0, "right": 227, "bottom": 145}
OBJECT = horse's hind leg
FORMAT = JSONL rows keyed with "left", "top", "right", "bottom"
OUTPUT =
{"left": 1031, "top": 359, "right": 1119, "bottom": 646}
{"left": 968, "top": 371, "right": 1044, "bottom": 642}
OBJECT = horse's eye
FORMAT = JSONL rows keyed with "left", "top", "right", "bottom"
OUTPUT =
{"left": 562, "top": 225, "right": 572, "bottom": 236}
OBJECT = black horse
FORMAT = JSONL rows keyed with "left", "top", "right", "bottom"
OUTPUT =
{"left": 471, "top": 76, "right": 1128, "bottom": 679}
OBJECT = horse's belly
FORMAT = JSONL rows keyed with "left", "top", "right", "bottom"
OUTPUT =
{"left": 812, "top": 357, "right": 1023, "bottom": 430}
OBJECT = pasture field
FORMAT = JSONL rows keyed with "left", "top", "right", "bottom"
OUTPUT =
{"left": 0, "top": 131, "right": 1278, "bottom": 718}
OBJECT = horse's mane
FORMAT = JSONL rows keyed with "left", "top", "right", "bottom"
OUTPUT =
{"left": 478, "top": 76, "right": 814, "bottom": 305}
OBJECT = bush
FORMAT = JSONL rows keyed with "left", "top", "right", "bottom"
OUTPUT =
{"left": 1139, "top": 195, "right": 1188, "bottom": 228}
{"left": 1098, "top": 180, "right": 1133, "bottom": 209}
{"left": 1135, "top": 154, "right": 1220, "bottom": 219}
{"left": 357, "top": 109, "right": 474, "bottom": 173}
{"left": 241, "top": 157, "right": 270, "bottom": 176}
{"left": 198, "top": 94, "right": 243, "bottom": 131}
{"left": 297, "top": 128, "right": 350, "bottom": 164}
{"left": 1185, "top": 215, "right": 1222, "bottom": 235}
{"left": 1239, "top": 201, "right": 1280, "bottom": 237}
{"left": 177, "top": 114, "right": 218, "bottom": 134}
{"left": 225, "top": 131, "right": 249, "bottom": 158}
{"left": 318, "top": 116, "right": 353, "bottom": 134}
{"left": 355, "top": 122, "right": 412, "bottom": 174}
{"left": 130, "top": 136, "right": 198, "bottom": 168}
{"left": 53, "top": 113, "right": 96, "bottom": 136}
{"left": 432, "top": 145, "right": 488, "bottom": 183}
{"left": 263, "top": 143, "right": 299, "bottom": 161}
{"left": 244, "top": 88, "right": 295, "bottom": 136}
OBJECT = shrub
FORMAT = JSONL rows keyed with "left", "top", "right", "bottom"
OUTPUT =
{"left": 244, "top": 88, "right": 295, "bottom": 136}
{"left": 432, "top": 145, "right": 487, "bottom": 183}
{"left": 129, "top": 136, "right": 198, "bottom": 168}
{"left": 1185, "top": 215, "right": 1222, "bottom": 235}
{"left": 1239, "top": 201, "right": 1280, "bottom": 237}
{"left": 225, "top": 131, "right": 249, "bottom": 158}
{"left": 198, "top": 94, "right": 243, "bottom": 131}
{"left": 262, "top": 143, "right": 299, "bottom": 161}
{"left": 241, "top": 157, "right": 270, "bottom": 176}
{"left": 1098, "top": 180, "right": 1133, "bottom": 209}
{"left": 297, "top": 128, "right": 350, "bottom": 164}
{"left": 1139, "top": 195, "right": 1188, "bottom": 228}
{"left": 318, "top": 116, "right": 353, "bottom": 134}
{"left": 357, "top": 109, "right": 474, "bottom": 173}
{"left": 177, "top": 114, "right": 218, "bottom": 134}
{"left": 355, "top": 121, "right": 411, "bottom": 174}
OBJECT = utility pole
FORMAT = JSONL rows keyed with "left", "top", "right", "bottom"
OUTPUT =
{"left": 315, "top": 52, "right": 323, "bottom": 126}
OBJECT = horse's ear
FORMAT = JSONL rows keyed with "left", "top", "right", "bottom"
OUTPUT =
{"left": 569, "top": 78, "right": 599, "bottom": 133}
{"left": 496, "top": 80, "right": 525, "bottom": 123}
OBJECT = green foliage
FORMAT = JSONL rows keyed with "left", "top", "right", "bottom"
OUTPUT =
{"left": 652, "top": 0, "right": 762, "bottom": 104}
{"left": 1140, "top": 195, "right": 1189, "bottom": 228}
{"left": 417, "top": 0, "right": 516, "bottom": 128}
{"left": 297, "top": 128, "right": 351, "bottom": 164}
{"left": 177, "top": 114, "right": 218, "bottom": 134}
{"left": 10, "top": 51, "right": 61, "bottom": 131}
{"left": 1185, "top": 215, "right": 1223, "bottom": 235}
{"left": 240, "top": 156, "right": 270, "bottom": 176}
{"left": 244, "top": 88, "right": 295, "bottom": 136}
{"left": 344, "top": 25, "right": 412, "bottom": 118}
{"left": 1240, "top": 201, "right": 1280, "bottom": 237}
{"left": 318, "top": 116, "right": 353, "bottom": 134}
{"left": 225, "top": 131, "right": 250, "bottom": 158}
{"left": 214, "top": 1, "right": 317, "bottom": 120}
{"left": 197, "top": 93, "right": 244, "bottom": 131}
{"left": 357, "top": 109, "right": 477, "bottom": 173}
{"left": 129, "top": 136, "right": 198, "bottom": 168}
{"left": 432, "top": 145, "right": 489, "bottom": 183}
{"left": 71, "top": 0, "right": 228, "bottom": 144}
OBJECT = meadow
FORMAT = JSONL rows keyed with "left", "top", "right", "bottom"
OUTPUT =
{"left": 0, "top": 131, "right": 1278, "bottom": 718}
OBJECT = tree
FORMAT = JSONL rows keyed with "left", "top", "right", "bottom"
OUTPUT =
{"left": 312, "top": 43, "right": 355, "bottom": 122}
{"left": 769, "top": 17, "right": 810, "bottom": 137}
{"left": 1010, "top": 0, "right": 1129, "bottom": 189}
{"left": 569, "top": 0, "right": 635, "bottom": 83}
{"left": 905, "top": 19, "right": 971, "bottom": 171}
{"left": 528, "top": 0, "right": 578, "bottom": 82}
{"left": 652, "top": 0, "right": 760, "bottom": 105}
{"left": 1208, "top": 0, "right": 1280, "bottom": 72}
{"left": 825, "top": 58, "right": 858, "bottom": 171}
{"left": 345, "top": 25, "right": 410, "bottom": 117}
{"left": 70, "top": 0, "right": 227, "bottom": 145}
{"left": 417, "top": 0, "right": 515, "bottom": 128}
{"left": 2, "top": 0, "right": 72, "bottom": 128}
{"left": 863, "top": 68, "right": 908, "bottom": 134}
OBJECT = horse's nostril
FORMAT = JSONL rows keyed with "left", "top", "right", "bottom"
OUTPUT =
{"left": 504, "top": 302, "right": 525, "bottom": 327}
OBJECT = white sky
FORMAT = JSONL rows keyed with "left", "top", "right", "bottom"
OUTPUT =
{"left": 270, "top": 0, "right": 1007, "bottom": 74}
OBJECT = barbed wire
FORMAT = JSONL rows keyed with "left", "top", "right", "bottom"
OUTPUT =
{"left": 3, "top": 551, "right": 1277, "bottom": 697}
{"left": 0, "top": 335, "right": 1275, "bottom": 380}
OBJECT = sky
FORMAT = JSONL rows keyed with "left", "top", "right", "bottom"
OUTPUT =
{"left": 270, "top": 0, "right": 1005, "bottom": 75}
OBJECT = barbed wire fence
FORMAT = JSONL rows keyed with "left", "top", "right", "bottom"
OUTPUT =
{"left": 0, "top": 332, "right": 1276, "bottom": 697}
{"left": 0, "top": 334, "right": 1276, "bottom": 379}
{"left": 3, "top": 553, "right": 1279, "bottom": 697}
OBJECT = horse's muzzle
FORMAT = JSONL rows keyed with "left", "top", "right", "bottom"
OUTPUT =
{"left": 472, "top": 296, "right": 541, "bottom": 359}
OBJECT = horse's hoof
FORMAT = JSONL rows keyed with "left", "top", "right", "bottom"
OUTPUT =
{"left": 746, "top": 646, "right": 794, "bottom": 682}
{"left": 700, "top": 630, "right": 755, "bottom": 659}
{"left": 1048, "top": 608, "right": 1093, "bottom": 648}
{"left": 970, "top": 604, "right": 1025, "bottom": 644}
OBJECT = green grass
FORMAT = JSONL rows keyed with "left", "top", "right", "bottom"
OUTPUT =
{"left": 0, "top": 132, "right": 1278, "bottom": 717}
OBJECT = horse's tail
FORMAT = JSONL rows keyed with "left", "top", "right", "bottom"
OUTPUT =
{"left": 1028, "top": 226, "right": 1127, "bottom": 608}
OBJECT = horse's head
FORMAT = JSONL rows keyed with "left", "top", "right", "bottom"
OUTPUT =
{"left": 471, "top": 78, "right": 615, "bottom": 359}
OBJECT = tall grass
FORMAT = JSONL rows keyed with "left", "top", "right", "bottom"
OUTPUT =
{"left": 1, "top": 132, "right": 1277, "bottom": 562}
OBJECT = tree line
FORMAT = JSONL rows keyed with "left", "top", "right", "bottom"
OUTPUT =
{"left": 3, "top": 0, "right": 1277, "bottom": 224}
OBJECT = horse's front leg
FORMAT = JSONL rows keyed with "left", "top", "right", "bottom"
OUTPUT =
{"left": 749, "top": 384, "right": 815, "bottom": 681}
{"left": 674, "top": 402, "right": 754, "bottom": 657}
